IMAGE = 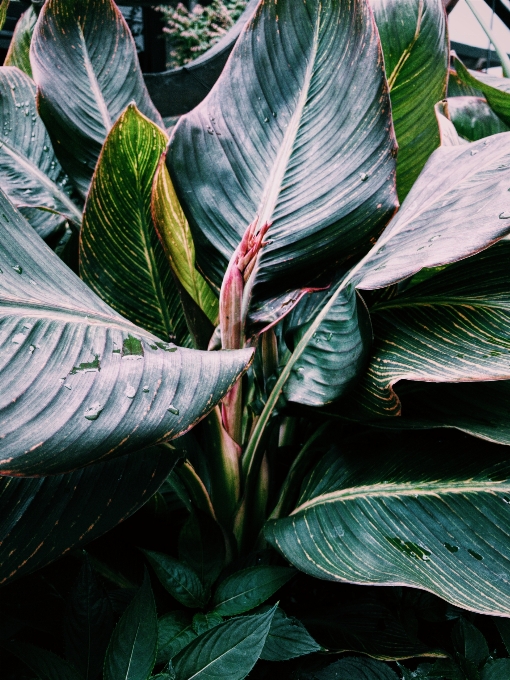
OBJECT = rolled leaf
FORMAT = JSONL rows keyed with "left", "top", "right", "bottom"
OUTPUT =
{"left": 0, "top": 189, "right": 252, "bottom": 475}
{"left": 4, "top": 5, "right": 37, "bottom": 77}
{"left": 80, "top": 104, "right": 188, "bottom": 345}
{"left": 265, "top": 432, "right": 510, "bottom": 616}
{"left": 0, "top": 445, "right": 176, "bottom": 586}
{"left": 30, "top": 0, "right": 164, "bottom": 197}
{"left": 372, "top": 0, "right": 448, "bottom": 200}
{"left": 355, "top": 133, "right": 510, "bottom": 290}
{"left": 454, "top": 57, "right": 510, "bottom": 126}
{"left": 0, "top": 66, "right": 82, "bottom": 236}
{"left": 168, "top": 0, "right": 398, "bottom": 326}
{"left": 446, "top": 96, "right": 509, "bottom": 141}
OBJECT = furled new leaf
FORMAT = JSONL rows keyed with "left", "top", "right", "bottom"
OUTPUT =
{"left": 0, "top": 189, "right": 252, "bottom": 475}
{"left": 354, "top": 133, "right": 510, "bottom": 290}
{"left": 260, "top": 607, "right": 320, "bottom": 661}
{"left": 4, "top": 5, "right": 37, "bottom": 77}
{"left": 283, "top": 283, "right": 372, "bottom": 406}
{"left": 80, "top": 104, "right": 188, "bottom": 345}
{"left": 173, "top": 606, "right": 276, "bottom": 680}
{"left": 212, "top": 565, "right": 295, "bottom": 616}
{"left": 143, "top": 549, "right": 207, "bottom": 609}
{"left": 446, "top": 96, "right": 509, "bottom": 141}
{"left": 0, "top": 445, "right": 176, "bottom": 586}
{"left": 265, "top": 432, "right": 510, "bottom": 616}
{"left": 0, "top": 66, "right": 82, "bottom": 237}
{"left": 372, "top": 0, "right": 448, "bottom": 200}
{"left": 168, "top": 0, "right": 397, "bottom": 326}
{"left": 104, "top": 572, "right": 157, "bottom": 680}
{"left": 454, "top": 57, "right": 510, "bottom": 126}
{"left": 30, "top": 0, "right": 164, "bottom": 197}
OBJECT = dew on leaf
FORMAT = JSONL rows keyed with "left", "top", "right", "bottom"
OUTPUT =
{"left": 28, "top": 345, "right": 35, "bottom": 354}
{"left": 125, "top": 385, "right": 136, "bottom": 399}
{"left": 84, "top": 403, "right": 103, "bottom": 421}
{"left": 167, "top": 405, "right": 179, "bottom": 415}
{"left": 359, "top": 172, "right": 369, "bottom": 181}
{"left": 142, "top": 385, "right": 149, "bottom": 393}
{"left": 499, "top": 212, "right": 510, "bottom": 219}
{"left": 12, "top": 265, "right": 22, "bottom": 274}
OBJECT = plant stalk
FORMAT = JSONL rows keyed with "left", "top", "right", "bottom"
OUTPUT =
{"left": 464, "top": 0, "right": 510, "bottom": 77}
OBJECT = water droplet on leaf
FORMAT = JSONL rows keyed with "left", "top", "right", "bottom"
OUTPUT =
{"left": 12, "top": 265, "right": 22, "bottom": 274}
{"left": 84, "top": 403, "right": 103, "bottom": 421}
{"left": 167, "top": 405, "right": 179, "bottom": 415}
{"left": 125, "top": 385, "right": 136, "bottom": 399}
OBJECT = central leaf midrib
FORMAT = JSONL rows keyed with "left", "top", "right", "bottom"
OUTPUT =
{"left": 78, "top": 24, "right": 112, "bottom": 133}
{"left": 293, "top": 479, "right": 510, "bottom": 514}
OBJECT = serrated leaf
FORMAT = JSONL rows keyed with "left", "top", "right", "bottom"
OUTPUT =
{"left": 143, "top": 550, "right": 207, "bottom": 609}
{"left": 312, "top": 656, "right": 399, "bottom": 679}
{"left": 2, "top": 641, "right": 83, "bottom": 680}
{"left": 265, "top": 431, "right": 510, "bottom": 616}
{"left": 283, "top": 282, "right": 372, "bottom": 407}
{"left": 173, "top": 606, "right": 276, "bottom": 680}
{"left": 157, "top": 612, "right": 196, "bottom": 664}
{"left": 178, "top": 511, "right": 225, "bottom": 588}
{"left": 481, "top": 659, "right": 510, "bottom": 679}
{"left": 30, "top": 0, "right": 164, "bottom": 197}
{"left": 80, "top": 104, "right": 188, "bottom": 346}
{"left": 4, "top": 5, "right": 37, "bottom": 77}
{"left": 446, "top": 96, "right": 509, "bottom": 141}
{"left": 104, "top": 572, "right": 157, "bottom": 680}
{"left": 168, "top": 0, "right": 397, "bottom": 328}
{"left": 0, "top": 66, "right": 82, "bottom": 236}
{"left": 454, "top": 57, "right": 510, "bottom": 126}
{"left": 260, "top": 607, "right": 320, "bottom": 661}
{"left": 372, "top": 0, "right": 448, "bottom": 200}
{"left": 0, "top": 189, "right": 252, "bottom": 475}
{"left": 0, "top": 445, "right": 176, "bottom": 586}
{"left": 354, "top": 133, "right": 510, "bottom": 291}
{"left": 212, "top": 565, "right": 295, "bottom": 616}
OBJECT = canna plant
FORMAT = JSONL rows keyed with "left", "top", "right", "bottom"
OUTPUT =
{"left": 3, "top": 0, "right": 510, "bottom": 677}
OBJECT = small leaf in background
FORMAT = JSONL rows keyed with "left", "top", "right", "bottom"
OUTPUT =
{"left": 80, "top": 104, "right": 188, "bottom": 345}
{"left": 434, "top": 101, "right": 466, "bottom": 147}
{"left": 445, "top": 96, "right": 509, "bottom": 142}
{"left": 151, "top": 156, "right": 218, "bottom": 326}
{"left": 494, "top": 617, "right": 510, "bottom": 654}
{"left": 2, "top": 641, "right": 82, "bottom": 680}
{"left": 452, "top": 618, "right": 489, "bottom": 668}
{"left": 4, "top": 5, "right": 37, "bottom": 77}
{"left": 0, "top": 0, "right": 8, "bottom": 31}
{"left": 192, "top": 611, "right": 223, "bottom": 636}
{"left": 311, "top": 656, "right": 399, "bottom": 679}
{"left": 0, "top": 66, "right": 82, "bottom": 237}
{"left": 448, "top": 67, "right": 483, "bottom": 98}
{"left": 157, "top": 612, "right": 196, "bottom": 664}
{"left": 178, "top": 511, "right": 225, "bottom": 589}
{"left": 259, "top": 606, "right": 320, "bottom": 661}
{"left": 454, "top": 57, "right": 510, "bottom": 126}
{"left": 372, "top": 0, "right": 448, "bottom": 200}
{"left": 30, "top": 0, "right": 164, "bottom": 197}
{"left": 104, "top": 571, "right": 157, "bottom": 680}
{"left": 143, "top": 549, "right": 207, "bottom": 609}
{"left": 64, "top": 559, "right": 115, "bottom": 680}
{"left": 173, "top": 606, "right": 276, "bottom": 680}
{"left": 283, "top": 282, "right": 372, "bottom": 407}
{"left": 212, "top": 565, "right": 295, "bottom": 616}
{"left": 481, "top": 659, "right": 510, "bottom": 679}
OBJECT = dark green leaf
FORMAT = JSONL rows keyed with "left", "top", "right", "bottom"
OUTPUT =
{"left": 446, "top": 97, "right": 509, "bottom": 141}
{"left": 80, "top": 104, "right": 188, "bottom": 345}
{"left": 260, "top": 607, "right": 320, "bottom": 661}
{"left": 372, "top": 0, "right": 448, "bottom": 200}
{"left": 104, "top": 572, "right": 157, "bottom": 680}
{"left": 64, "top": 559, "right": 115, "bottom": 680}
{"left": 312, "top": 656, "right": 399, "bottom": 679}
{"left": 452, "top": 618, "right": 488, "bottom": 667}
{"left": 494, "top": 617, "right": 510, "bottom": 654}
{"left": 0, "top": 66, "right": 82, "bottom": 236}
{"left": 157, "top": 612, "right": 196, "bottom": 664}
{"left": 143, "top": 550, "right": 207, "bottom": 609}
{"left": 2, "top": 642, "right": 83, "bottom": 680}
{"left": 448, "top": 67, "right": 482, "bottom": 98}
{"left": 178, "top": 511, "right": 225, "bottom": 588}
{"left": 4, "top": 5, "right": 37, "bottom": 77}
{"left": 192, "top": 611, "right": 223, "bottom": 636}
{"left": 454, "top": 58, "right": 510, "bottom": 126}
{"left": 168, "top": 0, "right": 397, "bottom": 327}
{"left": 0, "top": 445, "right": 176, "bottom": 587}
{"left": 481, "top": 659, "right": 510, "bottom": 679}
{"left": 283, "top": 282, "right": 372, "bottom": 406}
{"left": 212, "top": 565, "right": 294, "bottom": 617}
{"left": 355, "top": 134, "right": 510, "bottom": 291}
{"left": 265, "top": 432, "right": 510, "bottom": 615}
{"left": 30, "top": 0, "right": 164, "bottom": 197}
{"left": 0, "top": 189, "right": 252, "bottom": 475}
{"left": 173, "top": 606, "right": 276, "bottom": 680}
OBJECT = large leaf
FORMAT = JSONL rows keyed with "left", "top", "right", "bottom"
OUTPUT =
{"left": 354, "top": 133, "right": 510, "bottom": 290}
{"left": 352, "top": 242, "right": 510, "bottom": 416}
{"left": 0, "top": 444, "right": 176, "bottom": 586}
{"left": 30, "top": 0, "right": 164, "bottom": 197}
{"left": 80, "top": 104, "right": 188, "bottom": 345}
{"left": 173, "top": 606, "right": 276, "bottom": 680}
{"left": 372, "top": 0, "right": 448, "bottom": 200}
{"left": 265, "top": 431, "right": 510, "bottom": 616}
{"left": 445, "top": 96, "right": 509, "bottom": 141}
{"left": 4, "top": 5, "right": 37, "bottom": 77}
{"left": 104, "top": 572, "right": 157, "bottom": 680}
{"left": 0, "top": 66, "right": 82, "bottom": 237}
{"left": 454, "top": 57, "right": 510, "bottom": 126}
{"left": 0, "top": 189, "right": 252, "bottom": 475}
{"left": 168, "top": 0, "right": 397, "bottom": 324}
{"left": 283, "top": 282, "right": 372, "bottom": 406}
